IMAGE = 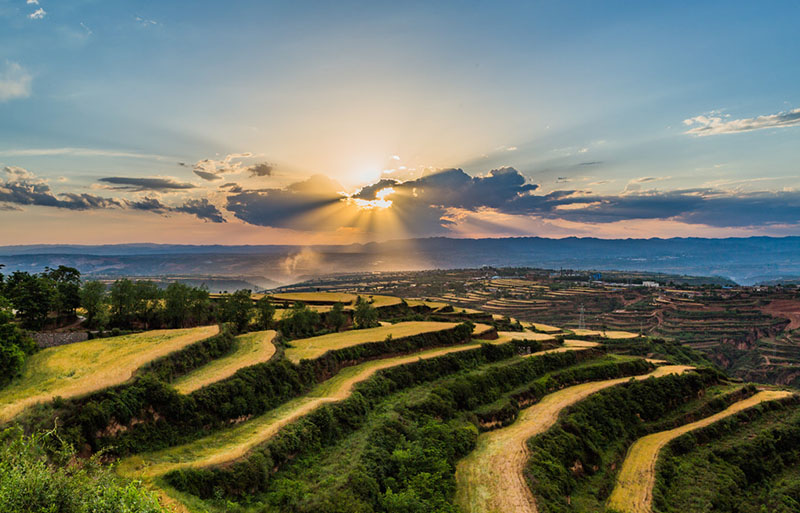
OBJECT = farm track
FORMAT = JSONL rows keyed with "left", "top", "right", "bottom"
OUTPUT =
{"left": 606, "top": 389, "right": 794, "bottom": 513}
{"left": 172, "top": 330, "right": 277, "bottom": 394}
{"left": 118, "top": 337, "right": 538, "bottom": 481}
{"left": 453, "top": 364, "right": 694, "bottom": 513}
{"left": 0, "top": 325, "right": 219, "bottom": 424}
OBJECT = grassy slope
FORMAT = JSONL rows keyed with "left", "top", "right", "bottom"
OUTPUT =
{"left": 117, "top": 338, "right": 515, "bottom": 481}
{"left": 0, "top": 326, "right": 219, "bottom": 423}
{"left": 171, "top": 330, "right": 277, "bottom": 394}
{"left": 284, "top": 321, "right": 457, "bottom": 362}
{"left": 606, "top": 389, "right": 794, "bottom": 513}
{"left": 453, "top": 364, "right": 694, "bottom": 513}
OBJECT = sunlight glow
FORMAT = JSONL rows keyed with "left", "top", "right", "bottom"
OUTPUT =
{"left": 352, "top": 187, "right": 395, "bottom": 210}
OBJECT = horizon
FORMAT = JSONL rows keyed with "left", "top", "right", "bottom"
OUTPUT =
{"left": 2, "top": 1, "right": 799, "bottom": 244}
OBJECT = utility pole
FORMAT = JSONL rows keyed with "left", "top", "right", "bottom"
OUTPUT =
{"left": 578, "top": 304, "right": 586, "bottom": 330}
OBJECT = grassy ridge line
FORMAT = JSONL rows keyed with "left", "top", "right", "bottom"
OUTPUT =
{"left": 606, "top": 389, "right": 795, "bottom": 513}
{"left": 454, "top": 364, "right": 694, "bottom": 513}
{"left": 0, "top": 326, "right": 219, "bottom": 424}
{"left": 171, "top": 330, "right": 277, "bottom": 394}
{"left": 285, "top": 321, "right": 456, "bottom": 362}
{"left": 117, "top": 337, "right": 521, "bottom": 480}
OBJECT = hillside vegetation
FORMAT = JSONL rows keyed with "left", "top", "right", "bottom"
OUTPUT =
{"left": 0, "top": 289, "right": 796, "bottom": 513}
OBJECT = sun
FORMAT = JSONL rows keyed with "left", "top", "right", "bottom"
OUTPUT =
{"left": 352, "top": 187, "right": 395, "bottom": 210}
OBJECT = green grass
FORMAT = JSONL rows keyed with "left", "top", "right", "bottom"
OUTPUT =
{"left": 0, "top": 326, "right": 219, "bottom": 423}
{"left": 283, "top": 321, "right": 457, "bottom": 362}
{"left": 171, "top": 330, "right": 277, "bottom": 394}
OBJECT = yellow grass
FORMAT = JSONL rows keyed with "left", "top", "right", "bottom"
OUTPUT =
{"left": 606, "top": 389, "right": 794, "bottom": 513}
{"left": 524, "top": 322, "right": 562, "bottom": 333}
{"left": 0, "top": 326, "right": 219, "bottom": 424}
{"left": 498, "top": 331, "right": 556, "bottom": 342}
{"left": 602, "top": 330, "right": 640, "bottom": 339}
{"left": 171, "top": 330, "right": 277, "bottom": 394}
{"left": 283, "top": 321, "right": 458, "bottom": 362}
{"left": 269, "top": 292, "right": 357, "bottom": 304}
{"left": 570, "top": 328, "right": 603, "bottom": 337}
{"left": 117, "top": 339, "right": 516, "bottom": 481}
{"left": 454, "top": 364, "right": 694, "bottom": 513}
{"left": 472, "top": 323, "right": 496, "bottom": 338}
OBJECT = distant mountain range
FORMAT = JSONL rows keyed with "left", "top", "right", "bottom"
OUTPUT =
{"left": 1, "top": 236, "right": 799, "bottom": 286}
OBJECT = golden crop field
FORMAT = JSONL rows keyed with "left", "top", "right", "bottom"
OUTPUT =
{"left": 524, "top": 322, "right": 562, "bottom": 333}
{"left": 269, "top": 292, "right": 357, "bottom": 303}
{"left": 171, "top": 330, "right": 277, "bottom": 394}
{"left": 454, "top": 364, "right": 694, "bottom": 513}
{"left": 0, "top": 326, "right": 219, "bottom": 423}
{"left": 284, "top": 321, "right": 458, "bottom": 362}
{"left": 606, "top": 389, "right": 794, "bottom": 513}
{"left": 497, "top": 331, "right": 556, "bottom": 342}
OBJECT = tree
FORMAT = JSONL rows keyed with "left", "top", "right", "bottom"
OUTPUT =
{"left": 44, "top": 266, "right": 81, "bottom": 322}
{"left": 0, "top": 295, "right": 36, "bottom": 385}
{"left": 255, "top": 297, "right": 276, "bottom": 330}
{"left": 328, "top": 302, "right": 347, "bottom": 332}
{"left": 133, "top": 281, "right": 162, "bottom": 329}
{"left": 80, "top": 281, "right": 108, "bottom": 329}
{"left": 220, "top": 289, "right": 253, "bottom": 332}
{"left": 109, "top": 279, "right": 136, "bottom": 327}
{"left": 281, "top": 302, "right": 320, "bottom": 339}
{"left": 188, "top": 286, "right": 211, "bottom": 326}
{"left": 5, "top": 272, "right": 53, "bottom": 330}
{"left": 164, "top": 282, "right": 191, "bottom": 328}
{"left": 354, "top": 296, "right": 378, "bottom": 329}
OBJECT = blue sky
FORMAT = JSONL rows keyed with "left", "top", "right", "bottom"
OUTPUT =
{"left": 1, "top": 0, "right": 799, "bottom": 244}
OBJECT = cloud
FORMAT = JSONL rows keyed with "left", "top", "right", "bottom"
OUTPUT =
{"left": 684, "top": 107, "right": 800, "bottom": 136}
{"left": 0, "top": 147, "right": 168, "bottom": 160}
{"left": 0, "top": 167, "right": 223, "bottom": 223}
{"left": 0, "top": 61, "right": 32, "bottom": 102}
{"left": 225, "top": 174, "right": 344, "bottom": 229}
{"left": 192, "top": 153, "right": 254, "bottom": 181}
{"left": 174, "top": 198, "right": 226, "bottom": 223}
{"left": 1, "top": 166, "right": 122, "bottom": 210}
{"left": 27, "top": 0, "right": 39, "bottom": 4}
{"left": 28, "top": 8, "right": 46, "bottom": 19}
{"left": 135, "top": 16, "right": 158, "bottom": 26}
{"left": 98, "top": 176, "right": 197, "bottom": 192}
{"left": 248, "top": 162, "right": 273, "bottom": 177}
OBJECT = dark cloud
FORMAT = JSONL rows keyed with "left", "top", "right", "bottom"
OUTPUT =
{"left": 249, "top": 162, "right": 273, "bottom": 177}
{"left": 128, "top": 197, "right": 170, "bottom": 213}
{"left": 578, "top": 161, "right": 602, "bottom": 166}
{"left": 98, "top": 176, "right": 197, "bottom": 192}
{"left": 225, "top": 175, "right": 343, "bottom": 229}
{"left": 193, "top": 169, "right": 223, "bottom": 181}
{"left": 219, "top": 182, "right": 243, "bottom": 193}
{"left": 174, "top": 198, "right": 226, "bottom": 223}
{"left": 1, "top": 167, "right": 122, "bottom": 210}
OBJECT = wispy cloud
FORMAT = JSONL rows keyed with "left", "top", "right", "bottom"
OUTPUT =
{"left": 28, "top": 7, "right": 46, "bottom": 19}
{"left": 0, "top": 147, "right": 169, "bottom": 160}
{"left": 0, "top": 61, "right": 32, "bottom": 102}
{"left": 192, "top": 152, "right": 255, "bottom": 181}
{"left": 135, "top": 16, "right": 158, "bottom": 27}
{"left": 684, "top": 107, "right": 800, "bottom": 136}
{"left": 98, "top": 177, "right": 197, "bottom": 192}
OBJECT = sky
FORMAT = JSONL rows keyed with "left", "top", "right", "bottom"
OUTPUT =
{"left": 0, "top": 0, "right": 799, "bottom": 245}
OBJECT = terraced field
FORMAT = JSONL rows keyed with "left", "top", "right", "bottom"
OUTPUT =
{"left": 171, "top": 330, "right": 277, "bottom": 394}
{"left": 607, "top": 389, "right": 794, "bottom": 513}
{"left": 284, "top": 321, "right": 458, "bottom": 362}
{"left": 0, "top": 325, "right": 219, "bottom": 423}
{"left": 118, "top": 337, "right": 523, "bottom": 480}
{"left": 454, "top": 364, "right": 693, "bottom": 513}
{"left": 6, "top": 286, "right": 796, "bottom": 513}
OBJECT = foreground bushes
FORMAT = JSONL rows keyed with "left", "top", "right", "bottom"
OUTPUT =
{"left": 524, "top": 370, "right": 719, "bottom": 513}
{"left": 654, "top": 395, "right": 800, "bottom": 513}
{"left": 0, "top": 428, "right": 165, "bottom": 513}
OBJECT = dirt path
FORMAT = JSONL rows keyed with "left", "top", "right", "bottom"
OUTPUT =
{"left": 119, "top": 338, "right": 557, "bottom": 480}
{"left": 606, "top": 389, "right": 794, "bottom": 513}
{"left": 453, "top": 364, "right": 694, "bottom": 513}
